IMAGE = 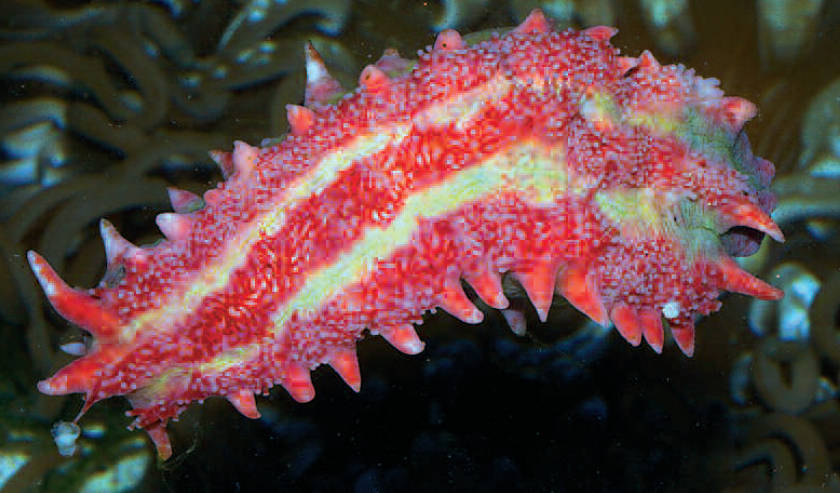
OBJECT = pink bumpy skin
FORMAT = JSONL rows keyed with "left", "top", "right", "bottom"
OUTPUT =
{"left": 29, "top": 9, "right": 784, "bottom": 459}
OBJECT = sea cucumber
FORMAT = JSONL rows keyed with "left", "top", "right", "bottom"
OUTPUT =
{"left": 28, "top": 9, "right": 785, "bottom": 459}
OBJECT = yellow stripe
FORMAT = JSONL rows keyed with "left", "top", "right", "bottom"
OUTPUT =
{"left": 122, "top": 128, "right": 408, "bottom": 342}
{"left": 193, "top": 139, "right": 577, "bottom": 376}
{"left": 415, "top": 76, "right": 511, "bottom": 131}
{"left": 272, "top": 141, "right": 574, "bottom": 330}
{"left": 123, "top": 75, "right": 518, "bottom": 344}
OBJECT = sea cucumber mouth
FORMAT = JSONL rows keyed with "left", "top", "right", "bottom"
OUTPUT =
{"left": 721, "top": 226, "right": 770, "bottom": 257}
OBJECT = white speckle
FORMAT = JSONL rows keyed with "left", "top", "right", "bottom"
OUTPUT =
{"left": 60, "top": 342, "right": 87, "bottom": 356}
{"left": 662, "top": 301, "right": 680, "bottom": 319}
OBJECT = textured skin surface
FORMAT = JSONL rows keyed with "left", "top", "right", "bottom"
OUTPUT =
{"left": 28, "top": 10, "right": 784, "bottom": 459}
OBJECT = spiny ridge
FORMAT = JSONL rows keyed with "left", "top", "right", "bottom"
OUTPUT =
{"left": 304, "top": 41, "right": 344, "bottom": 109}
{"left": 286, "top": 104, "right": 316, "bottom": 136}
{"left": 227, "top": 389, "right": 260, "bottom": 419}
{"left": 462, "top": 267, "right": 508, "bottom": 310}
{"left": 280, "top": 364, "right": 316, "bottom": 403}
{"left": 99, "top": 219, "right": 142, "bottom": 266}
{"left": 513, "top": 260, "right": 562, "bottom": 323}
{"left": 28, "top": 251, "right": 120, "bottom": 341}
{"left": 167, "top": 187, "right": 204, "bottom": 214}
{"left": 610, "top": 302, "right": 642, "bottom": 346}
{"left": 639, "top": 308, "right": 664, "bottom": 354}
{"left": 378, "top": 324, "right": 425, "bottom": 356}
{"left": 327, "top": 348, "right": 362, "bottom": 392}
{"left": 555, "top": 262, "right": 609, "bottom": 326}
{"left": 439, "top": 273, "right": 485, "bottom": 324}
{"left": 717, "top": 200, "right": 785, "bottom": 243}
{"left": 712, "top": 256, "right": 784, "bottom": 301}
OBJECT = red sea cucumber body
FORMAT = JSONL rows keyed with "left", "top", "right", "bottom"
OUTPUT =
{"left": 29, "top": 10, "right": 784, "bottom": 458}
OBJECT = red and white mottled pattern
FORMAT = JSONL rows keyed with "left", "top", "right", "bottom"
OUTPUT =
{"left": 29, "top": 10, "right": 784, "bottom": 459}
